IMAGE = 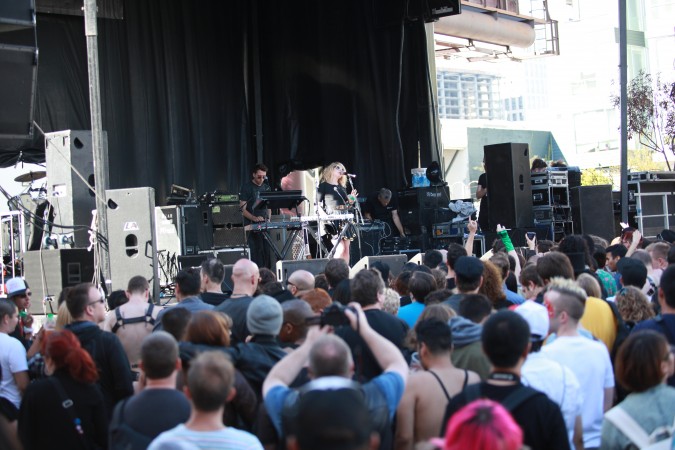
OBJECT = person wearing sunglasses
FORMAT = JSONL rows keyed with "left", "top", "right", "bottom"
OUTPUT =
{"left": 5, "top": 278, "right": 34, "bottom": 350}
{"left": 65, "top": 283, "right": 134, "bottom": 418}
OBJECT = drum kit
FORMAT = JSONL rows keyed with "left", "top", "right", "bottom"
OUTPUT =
{"left": 1, "top": 170, "right": 52, "bottom": 276}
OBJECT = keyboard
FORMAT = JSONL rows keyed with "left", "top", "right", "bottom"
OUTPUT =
{"left": 298, "top": 213, "right": 355, "bottom": 222}
{"left": 246, "top": 222, "right": 303, "bottom": 232}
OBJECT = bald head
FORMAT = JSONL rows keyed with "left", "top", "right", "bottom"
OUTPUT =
{"left": 288, "top": 270, "right": 315, "bottom": 297}
{"left": 309, "top": 335, "right": 353, "bottom": 378}
{"left": 232, "top": 258, "right": 259, "bottom": 296}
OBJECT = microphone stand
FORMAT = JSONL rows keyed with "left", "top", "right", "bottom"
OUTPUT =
{"left": 346, "top": 176, "right": 364, "bottom": 225}
{"left": 346, "top": 175, "right": 363, "bottom": 265}
{"left": 313, "top": 169, "right": 324, "bottom": 259}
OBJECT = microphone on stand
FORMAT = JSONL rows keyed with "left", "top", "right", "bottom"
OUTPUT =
{"left": 341, "top": 172, "right": 357, "bottom": 178}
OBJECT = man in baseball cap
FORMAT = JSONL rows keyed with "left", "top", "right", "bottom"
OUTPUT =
{"left": 5, "top": 278, "right": 33, "bottom": 349}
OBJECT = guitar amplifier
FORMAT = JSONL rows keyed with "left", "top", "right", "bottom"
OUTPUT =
{"left": 211, "top": 204, "right": 243, "bottom": 226}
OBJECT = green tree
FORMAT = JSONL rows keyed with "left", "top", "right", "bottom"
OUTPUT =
{"left": 581, "top": 167, "right": 613, "bottom": 186}
{"left": 611, "top": 71, "right": 675, "bottom": 170}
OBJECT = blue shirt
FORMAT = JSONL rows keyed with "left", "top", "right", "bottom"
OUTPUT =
{"left": 503, "top": 284, "right": 525, "bottom": 305}
{"left": 264, "top": 371, "right": 405, "bottom": 437}
{"left": 153, "top": 296, "right": 214, "bottom": 331}
{"left": 397, "top": 301, "right": 425, "bottom": 328}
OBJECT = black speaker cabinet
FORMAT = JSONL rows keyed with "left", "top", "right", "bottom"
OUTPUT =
{"left": 213, "top": 228, "right": 246, "bottom": 249}
{"left": 350, "top": 223, "right": 386, "bottom": 266}
{"left": 22, "top": 248, "right": 95, "bottom": 315}
{"left": 484, "top": 143, "right": 533, "bottom": 230}
{"left": 349, "top": 255, "right": 408, "bottom": 278}
{"left": 180, "top": 204, "right": 213, "bottom": 254}
{"left": 0, "top": 0, "right": 37, "bottom": 138}
{"left": 571, "top": 185, "right": 615, "bottom": 243}
{"left": 0, "top": 0, "right": 35, "bottom": 31}
{"left": 276, "top": 259, "right": 330, "bottom": 284}
{"left": 45, "top": 130, "right": 109, "bottom": 248}
{"left": 106, "top": 187, "right": 159, "bottom": 301}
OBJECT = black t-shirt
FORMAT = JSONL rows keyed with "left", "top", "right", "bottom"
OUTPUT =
{"left": 363, "top": 192, "right": 400, "bottom": 236}
{"left": 239, "top": 179, "right": 270, "bottom": 224}
{"left": 214, "top": 296, "right": 254, "bottom": 344}
{"left": 335, "top": 309, "right": 409, "bottom": 382}
{"left": 317, "top": 182, "right": 349, "bottom": 213}
{"left": 200, "top": 292, "right": 230, "bottom": 307}
{"left": 442, "top": 382, "right": 570, "bottom": 450}
{"left": 363, "top": 192, "right": 399, "bottom": 221}
{"left": 442, "top": 293, "right": 465, "bottom": 314}
{"left": 111, "top": 388, "right": 191, "bottom": 443}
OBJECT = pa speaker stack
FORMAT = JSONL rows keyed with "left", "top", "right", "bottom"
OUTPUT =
{"left": 484, "top": 143, "right": 533, "bottom": 230}
{"left": 0, "top": 0, "right": 37, "bottom": 139}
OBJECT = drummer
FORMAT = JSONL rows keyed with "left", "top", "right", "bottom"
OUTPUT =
{"left": 363, "top": 188, "right": 405, "bottom": 237}
{"left": 317, "top": 162, "right": 357, "bottom": 263}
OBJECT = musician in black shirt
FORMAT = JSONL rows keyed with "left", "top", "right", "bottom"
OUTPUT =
{"left": 239, "top": 163, "right": 270, "bottom": 268}
{"left": 363, "top": 188, "right": 405, "bottom": 237}
{"left": 317, "top": 161, "right": 357, "bottom": 263}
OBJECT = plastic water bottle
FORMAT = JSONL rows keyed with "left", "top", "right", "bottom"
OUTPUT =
{"left": 44, "top": 313, "right": 56, "bottom": 331}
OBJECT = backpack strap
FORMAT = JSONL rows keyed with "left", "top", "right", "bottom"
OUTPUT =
{"left": 48, "top": 377, "right": 90, "bottom": 449}
{"left": 604, "top": 406, "right": 651, "bottom": 448}
{"left": 112, "top": 307, "right": 124, "bottom": 333}
{"left": 463, "top": 383, "right": 482, "bottom": 404}
{"left": 500, "top": 385, "right": 546, "bottom": 413}
{"left": 111, "top": 304, "right": 156, "bottom": 334}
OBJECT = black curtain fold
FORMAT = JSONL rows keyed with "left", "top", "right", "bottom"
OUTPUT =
{"left": 1, "top": 0, "right": 434, "bottom": 202}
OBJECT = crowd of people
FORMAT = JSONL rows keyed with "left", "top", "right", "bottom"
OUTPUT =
{"left": 2, "top": 224, "right": 675, "bottom": 449}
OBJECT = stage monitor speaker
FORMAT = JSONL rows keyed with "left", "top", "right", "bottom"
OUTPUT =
{"left": 180, "top": 204, "right": 213, "bottom": 254}
{"left": 215, "top": 249, "right": 248, "bottom": 265}
{"left": 177, "top": 254, "right": 208, "bottom": 270}
{"left": 349, "top": 255, "right": 408, "bottom": 279}
{"left": 22, "top": 248, "right": 95, "bottom": 315}
{"left": 45, "top": 130, "right": 108, "bottom": 247}
{"left": 409, "top": 253, "right": 424, "bottom": 265}
{"left": 106, "top": 187, "right": 159, "bottom": 301}
{"left": 276, "top": 259, "right": 329, "bottom": 284}
{"left": 484, "top": 143, "right": 533, "bottom": 230}
{"left": 570, "top": 185, "right": 615, "bottom": 243}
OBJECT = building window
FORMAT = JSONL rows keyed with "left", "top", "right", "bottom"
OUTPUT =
{"left": 436, "top": 71, "right": 502, "bottom": 120}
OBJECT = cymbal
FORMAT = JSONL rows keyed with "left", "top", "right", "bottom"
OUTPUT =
{"left": 14, "top": 171, "right": 46, "bottom": 183}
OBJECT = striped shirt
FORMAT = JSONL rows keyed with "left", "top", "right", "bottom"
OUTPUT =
{"left": 148, "top": 424, "right": 263, "bottom": 450}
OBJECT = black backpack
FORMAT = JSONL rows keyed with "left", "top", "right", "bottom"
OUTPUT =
{"left": 108, "top": 398, "right": 152, "bottom": 450}
{"left": 281, "top": 377, "right": 392, "bottom": 449}
{"left": 606, "top": 299, "right": 631, "bottom": 363}
{"left": 462, "top": 383, "right": 546, "bottom": 413}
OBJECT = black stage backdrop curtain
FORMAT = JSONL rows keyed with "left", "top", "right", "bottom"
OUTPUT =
{"left": 2, "top": 0, "right": 434, "bottom": 200}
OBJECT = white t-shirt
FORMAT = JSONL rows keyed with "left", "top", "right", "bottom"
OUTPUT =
{"left": 148, "top": 424, "right": 263, "bottom": 450}
{"left": 542, "top": 335, "right": 614, "bottom": 449}
{"left": 522, "top": 351, "right": 583, "bottom": 449}
{"left": 0, "top": 332, "right": 28, "bottom": 408}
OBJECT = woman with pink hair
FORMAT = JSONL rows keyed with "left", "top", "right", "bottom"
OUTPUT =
{"left": 431, "top": 399, "right": 523, "bottom": 450}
